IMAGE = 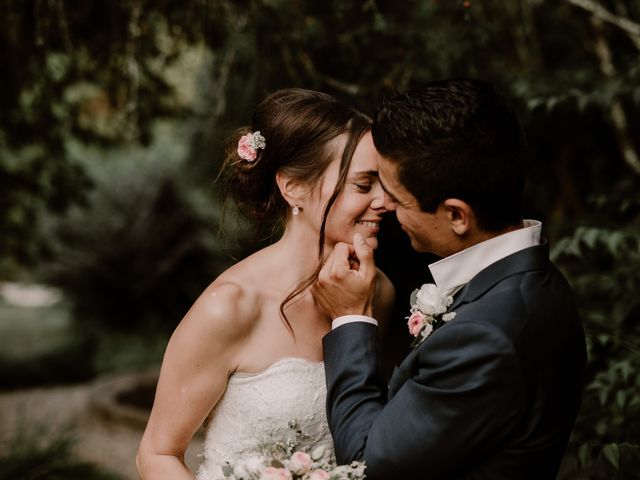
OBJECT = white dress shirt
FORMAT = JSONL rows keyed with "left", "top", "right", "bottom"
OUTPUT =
{"left": 331, "top": 220, "right": 542, "bottom": 330}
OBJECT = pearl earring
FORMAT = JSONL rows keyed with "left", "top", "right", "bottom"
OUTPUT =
{"left": 292, "top": 206, "right": 300, "bottom": 216}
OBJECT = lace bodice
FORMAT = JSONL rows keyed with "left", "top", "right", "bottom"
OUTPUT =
{"left": 196, "top": 357, "right": 334, "bottom": 479}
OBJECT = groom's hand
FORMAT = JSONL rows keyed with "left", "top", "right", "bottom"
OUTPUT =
{"left": 312, "top": 233, "right": 377, "bottom": 320}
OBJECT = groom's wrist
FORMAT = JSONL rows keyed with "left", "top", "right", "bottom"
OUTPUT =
{"left": 332, "top": 315, "right": 378, "bottom": 330}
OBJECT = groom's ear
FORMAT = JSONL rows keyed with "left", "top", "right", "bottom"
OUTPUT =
{"left": 275, "top": 171, "right": 308, "bottom": 207}
{"left": 443, "top": 198, "right": 473, "bottom": 236}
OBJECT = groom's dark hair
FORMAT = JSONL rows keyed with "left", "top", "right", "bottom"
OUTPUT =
{"left": 372, "top": 78, "right": 526, "bottom": 232}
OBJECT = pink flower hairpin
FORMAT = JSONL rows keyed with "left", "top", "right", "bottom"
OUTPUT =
{"left": 237, "top": 131, "right": 266, "bottom": 162}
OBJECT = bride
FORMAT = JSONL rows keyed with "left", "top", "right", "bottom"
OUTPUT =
{"left": 136, "top": 88, "right": 395, "bottom": 479}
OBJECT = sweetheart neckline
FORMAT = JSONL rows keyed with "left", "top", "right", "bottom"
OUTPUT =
{"left": 230, "top": 356, "right": 324, "bottom": 379}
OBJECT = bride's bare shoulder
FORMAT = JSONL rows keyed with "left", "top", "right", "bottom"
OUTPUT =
{"left": 178, "top": 246, "right": 279, "bottom": 340}
{"left": 177, "top": 273, "right": 262, "bottom": 343}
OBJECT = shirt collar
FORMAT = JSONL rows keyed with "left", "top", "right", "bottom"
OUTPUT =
{"left": 428, "top": 219, "right": 542, "bottom": 293}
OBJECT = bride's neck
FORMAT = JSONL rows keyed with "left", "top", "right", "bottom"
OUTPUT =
{"left": 268, "top": 223, "right": 333, "bottom": 283}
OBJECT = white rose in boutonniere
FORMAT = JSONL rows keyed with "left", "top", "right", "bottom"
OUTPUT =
{"left": 407, "top": 283, "right": 457, "bottom": 348}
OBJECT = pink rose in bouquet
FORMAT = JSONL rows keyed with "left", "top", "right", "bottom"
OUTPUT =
{"left": 288, "top": 451, "right": 312, "bottom": 475}
{"left": 259, "top": 466, "right": 293, "bottom": 480}
{"left": 307, "top": 470, "right": 331, "bottom": 480}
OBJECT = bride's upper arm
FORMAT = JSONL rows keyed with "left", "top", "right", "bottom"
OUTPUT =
{"left": 139, "top": 282, "right": 257, "bottom": 457}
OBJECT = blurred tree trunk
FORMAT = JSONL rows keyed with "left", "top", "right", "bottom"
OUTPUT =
{"left": 590, "top": 15, "right": 640, "bottom": 175}
{"left": 566, "top": 0, "right": 640, "bottom": 176}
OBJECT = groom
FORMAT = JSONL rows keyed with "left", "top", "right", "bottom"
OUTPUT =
{"left": 312, "top": 78, "right": 586, "bottom": 479}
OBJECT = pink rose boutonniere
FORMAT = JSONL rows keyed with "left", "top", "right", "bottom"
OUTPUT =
{"left": 407, "top": 283, "right": 457, "bottom": 348}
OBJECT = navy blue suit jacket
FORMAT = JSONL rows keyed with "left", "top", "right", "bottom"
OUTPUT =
{"left": 323, "top": 243, "right": 586, "bottom": 479}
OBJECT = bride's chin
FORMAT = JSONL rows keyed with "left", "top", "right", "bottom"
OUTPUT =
{"left": 325, "top": 232, "right": 379, "bottom": 249}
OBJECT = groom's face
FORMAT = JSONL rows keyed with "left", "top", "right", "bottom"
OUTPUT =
{"left": 378, "top": 157, "right": 453, "bottom": 256}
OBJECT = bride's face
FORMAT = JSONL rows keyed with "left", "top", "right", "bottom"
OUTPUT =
{"left": 310, "top": 131, "right": 386, "bottom": 250}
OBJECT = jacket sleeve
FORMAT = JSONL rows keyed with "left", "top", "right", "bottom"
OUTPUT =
{"left": 323, "top": 320, "right": 525, "bottom": 480}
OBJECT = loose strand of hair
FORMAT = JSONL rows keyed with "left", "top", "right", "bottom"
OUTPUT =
{"left": 278, "top": 122, "right": 371, "bottom": 336}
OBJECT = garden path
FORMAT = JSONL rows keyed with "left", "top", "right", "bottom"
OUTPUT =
{"left": 0, "top": 380, "right": 202, "bottom": 479}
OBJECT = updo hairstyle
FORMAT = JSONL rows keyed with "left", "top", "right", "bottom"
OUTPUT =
{"left": 221, "top": 88, "right": 371, "bottom": 233}
{"left": 220, "top": 88, "right": 372, "bottom": 328}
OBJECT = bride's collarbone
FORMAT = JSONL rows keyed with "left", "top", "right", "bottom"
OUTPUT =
{"left": 233, "top": 305, "right": 327, "bottom": 373}
{"left": 249, "top": 307, "right": 329, "bottom": 342}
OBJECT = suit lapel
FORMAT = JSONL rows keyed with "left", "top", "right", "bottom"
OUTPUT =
{"left": 389, "top": 242, "right": 550, "bottom": 399}
{"left": 450, "top": 241, "right": 549, "bottom": 311}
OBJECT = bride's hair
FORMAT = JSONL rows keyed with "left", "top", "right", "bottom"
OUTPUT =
{"left": 220, "top": 88, "right": 371, "bottom": 331}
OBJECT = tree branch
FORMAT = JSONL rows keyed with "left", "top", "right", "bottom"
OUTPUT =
{"left": 590, "top": 16, "right": 640, "bottom": 176}
{"left": 121, "top": 1, "right": 142, "bottom": 141}
{"left": 299, "top": 52, "right": 361, "bottom": 96}
{"left": 565, "top": 0, "right": 640, "bottom": 48}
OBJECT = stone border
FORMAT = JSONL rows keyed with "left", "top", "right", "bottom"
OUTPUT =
{"left": 89, "top": 369, "right": 160, "bottom": 430}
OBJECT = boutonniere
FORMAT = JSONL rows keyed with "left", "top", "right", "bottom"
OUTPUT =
{"left": 407, "top": 283, "right": 457, "bottom": 348}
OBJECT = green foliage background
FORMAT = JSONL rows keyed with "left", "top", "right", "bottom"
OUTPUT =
{"left": 1, "top": 0, "right": 639, "bottom": 478}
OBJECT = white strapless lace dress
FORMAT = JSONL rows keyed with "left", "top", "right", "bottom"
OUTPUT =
{"left": 196, "top": 357, "right": 334, "bottom": 480}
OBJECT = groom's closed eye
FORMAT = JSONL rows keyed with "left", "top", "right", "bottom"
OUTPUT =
{"left": 378, "top": 180, "right": 399, "bottom": 204}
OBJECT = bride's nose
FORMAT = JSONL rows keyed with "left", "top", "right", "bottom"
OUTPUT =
{"left": 370, "top": 182, "right": 386, "bottom": 211}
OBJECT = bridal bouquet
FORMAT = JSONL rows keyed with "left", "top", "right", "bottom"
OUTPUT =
{"left": 218, "top": 422, "right": 366, "bottom": 480}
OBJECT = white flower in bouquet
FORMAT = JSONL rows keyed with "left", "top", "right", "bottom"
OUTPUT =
{"left": 232, "top": 456, "right": 264, "bottom": 479}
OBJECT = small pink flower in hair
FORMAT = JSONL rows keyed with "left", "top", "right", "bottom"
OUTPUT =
{"left": 237, "top": 131, "right": 266, "bottom": 162}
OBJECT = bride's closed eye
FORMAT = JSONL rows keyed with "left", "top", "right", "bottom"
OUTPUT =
{"left": 354, "top": 182, "right": 373, "bottom": 193}
{"left": 348, "top": 168, "right": 380, "bottom": 194}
